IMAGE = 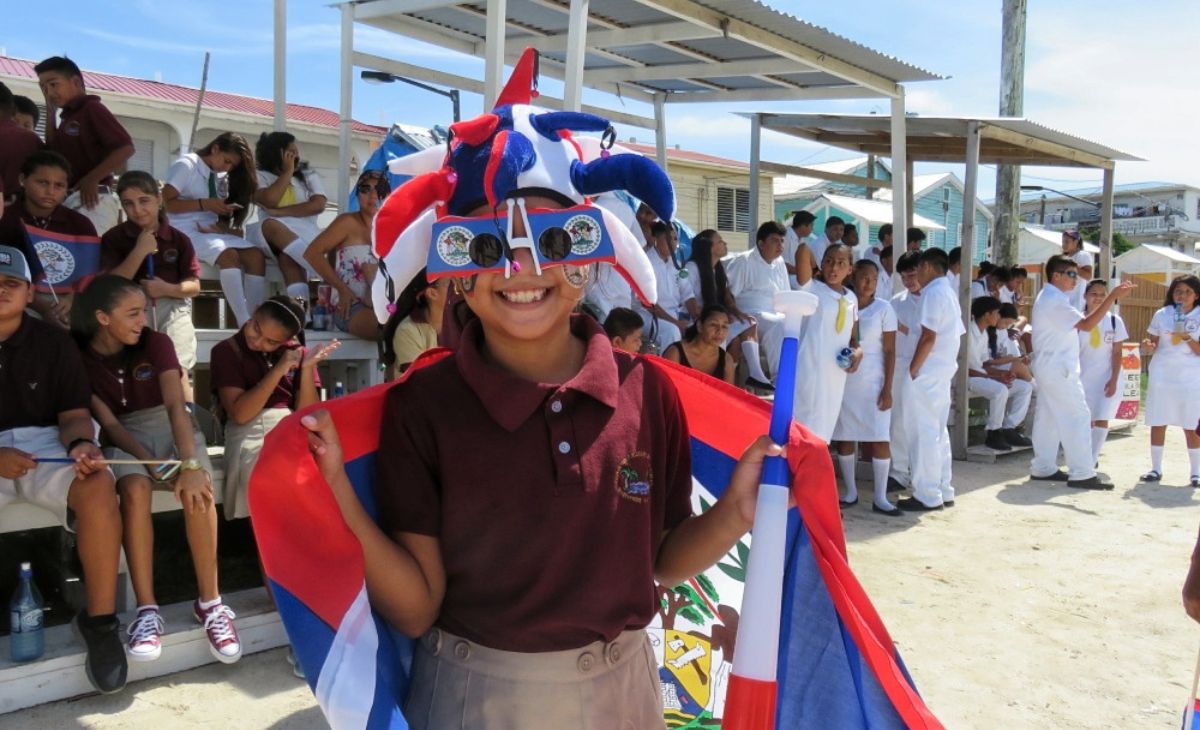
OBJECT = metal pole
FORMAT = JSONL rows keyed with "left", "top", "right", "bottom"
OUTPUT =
{"left": 273, "top": 0, "right": 286, "bottom": 132}
{"left": 749, "top": 113, "right": 762, "bottom": 248}
{"left": 483, "top": 0, "right": 508, "bottom": 108}
{"left": 187, "top": 52, "right": 210, "bottom": 152}
{"left": 1099, "top": 166, "right": 1115, "bottom": 279}
{"left": 653, "top": 92, "right": 668, "bottom": 172}
{"left": 562, "top": 0, "right": 589, "bottom": 111}
{"left": 952, "top": 120, "right": 981, "bottom": 460}
{"left": 337, "top": 3, "right": 354, "bottom": 213}
{"left": 890, "top": 89, "right": 907, "bottom": 252}
{"left": 993, "top": 0, "right": 1027, "bottom": 266}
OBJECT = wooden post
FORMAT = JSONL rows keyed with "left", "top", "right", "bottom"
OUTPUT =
{"left": 273, "top": 0, "right": 286, "bottom": 132}
{"left": 749, "top": 113, "right": 761, "bottom": 246}
{"left": 865, "top": 154, "right": 876, "bottom": 200}
{"left": 890, "top": 89, "right": 907, "bottom": 256}
{"left": 905, "top": 156, "right": 915, "bottom": 230}
{"left": 337, "top": 3, "right": 353, "bottom": 213}
{"left": 654, "top": 92, "right": 668, "bottom": 173}
{"left": 993, "top": 0, "right": 1027, "bottom": 266}
{"left": 562, "top": 0, "right": 589, "bottom": 111}
{"left": 483, "top": 0, "right": 507, "bottom": 108}
{"left": 952, "top": 121, "right": 981, "bottom": 460}
{"left": 1099, "top": 166, "right": 1115, "bottom": 279}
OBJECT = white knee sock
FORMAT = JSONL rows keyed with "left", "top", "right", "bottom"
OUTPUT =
{"left": 1091, "top": 427, "right": 1108, "bottom": 463}
{"left": 1189, "top": 448, "right": 1200, "bottom": 478}
{"left": 1151, "top": 445, "right": 1164, "bottom": 474}
{"left": 244, "top": 275, "right": 268, "bottom": 318}
{"left": 873, "top": 458, "right": 893, "bottom": 510}
{"left": 740, "top": 340, "right": 771, "bottom": 383}
{"left": 837, "top": 453, "right": 858, "bottom": 503}
{"left": 219, "top": 269, "right": 250, "bottom": 326}
{"left": 285, "top": 282, "right": 310, "bottom": 304}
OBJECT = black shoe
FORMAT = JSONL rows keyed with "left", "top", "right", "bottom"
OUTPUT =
{"left": 984, "top": 431, "right": 1012, "bottom": 451}
{"left": 1141, "top": 470, "right": 1162, "bottom": 482}
{"left": 943, "top": 499, "right": 955, "bottom": 507}
{"left": 872, "top": 502, "right": 903, "bottom": 516}
{"left": 1192, "top": 476, "right": 1200, "bottom": 489}
{"left": 839, "top": 496, "right": 858, "bottom": 508}
{"left": 745, "top": 377, "right": 775, "bottom": 392}
{"left": 896, "top": 497, "right": 943, "bottom": 512}
{"left": 1031, "top": 470, "right": 1069, "bottom": 482}
{"left": 1004, "top": 428, "right": 1032, "bottom": 447}
{"left": 75, "top": 611, "right": 127, "bottom": 694}
{"left": 886, "top": 476, "right": 907, "bottom": 493}
{"left": 1067, "top": 475, "right": 1115, "bottom": 491}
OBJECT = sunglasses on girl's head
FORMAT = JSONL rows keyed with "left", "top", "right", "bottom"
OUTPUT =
{"left": 427, "top": 205, "right": 614, "bottom": 279}
{"left": 356, "top": 181, "right": 390, "bottom": 197}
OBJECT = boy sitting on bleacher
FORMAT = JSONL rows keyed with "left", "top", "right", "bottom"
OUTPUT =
{"left": 0, "top": 245, "right": 127, "bottom": 694}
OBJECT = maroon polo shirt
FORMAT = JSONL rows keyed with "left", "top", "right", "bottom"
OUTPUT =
{"left": 210, "top": 329, "right": 307, "bottom": 409}
{"left": 0, "top": 313, "right": 92, "bottom": 431}
{"left": 0, "top": 199, "right": 97, "bottom": 282}
{"left": 375, "top": 314, "right": 694, "bottom": 653}
{"left": 100, "top": 220, "right": 201, "bottom": 284}
{"left": 49, "top": 94, "right": 132, "bottom": 188}
{"left": 0, "top": 119, "right": 44, "bottom": 199}
{"left": 81, "top": 330, "right": 180, "bottom": 417}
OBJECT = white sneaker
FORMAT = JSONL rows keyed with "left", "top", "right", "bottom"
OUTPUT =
{"left": 126, "top": 607, "right": 165, "bottom": 662}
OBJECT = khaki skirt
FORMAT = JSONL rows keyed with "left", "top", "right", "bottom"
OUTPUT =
{"left": 405, "top": 628, "right": 665, "bottom": 730}
{"left": 222, "top": 407, "right": 290, "bottom": 520}
{"left": 104, "top": 405, "right": 212, "bottom": 484}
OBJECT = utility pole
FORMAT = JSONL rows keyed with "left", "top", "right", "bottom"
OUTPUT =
{"left": 993, "top": 0, "right": 1027, "bottom": 265}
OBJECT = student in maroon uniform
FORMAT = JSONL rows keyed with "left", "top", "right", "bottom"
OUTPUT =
{"left": 12, "top": 94, "right": 39, "bottom": 132}
{"left": 0, "top": 246, "right": 126, "bottom": 693}
{"left": 210, "top": 297, "right": 335, "bottom": 521}
{"left": 0, "top": 82, "right": 44, "bottom": 206}
{"left": 72, "top": 275, "right": 241, "bottom": 665}
{"left": 0, "top": 150, "right": 98, "bottom": 327}
{"left": 101, "top": 171, "right": 201, "bottom": 402}
{"left": 34, "top": 56, "right": 133, "bottom": 233}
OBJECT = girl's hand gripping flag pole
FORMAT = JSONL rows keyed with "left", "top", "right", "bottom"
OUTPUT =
{"left": 723, "top": 289, "right": 818, "bottom": 730}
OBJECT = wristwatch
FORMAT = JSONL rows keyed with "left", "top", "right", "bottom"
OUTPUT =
{"left": 179, "top": 458, "right": 205, "bottom": 472}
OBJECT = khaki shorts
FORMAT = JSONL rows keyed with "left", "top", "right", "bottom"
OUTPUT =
{"left": 0, "top": 426, "right": 97, "bottom": 531}
{"left": 104, "top": 406, "right": 211, "bottom": 484}
{"left": 405, "top": 628, "right": 665, "bottom": 730}
{"left": 151, "top": 297, "right": 198, "bottom": 371}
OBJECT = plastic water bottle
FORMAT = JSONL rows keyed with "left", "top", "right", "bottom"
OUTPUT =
{"left": 311, "top": 301, "right": 329, "bottom": 331}
{"left": 9, "top": 562, "right": 44, "bottom": 662}
{"left": 333, "top": 381, "right": 345, "bottom": 398}
{"left": 836, "top": 347, "right": 854, "bottom": 370}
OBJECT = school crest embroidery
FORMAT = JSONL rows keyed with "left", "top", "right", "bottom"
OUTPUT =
{"left": 162, "top": 248, "right": 179, "bottom": 264}
{"left": 615, "top": 452, "right": 652, "bottom": 503}
{"left": 133, "top": 363, "right": 155, "bottom": 382}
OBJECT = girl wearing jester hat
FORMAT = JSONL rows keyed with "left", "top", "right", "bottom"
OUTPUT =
{"left": 298, "top": 49, "right": 782, "bottom": 728}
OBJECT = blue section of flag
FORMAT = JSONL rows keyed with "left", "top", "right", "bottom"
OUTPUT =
{"left": 24, "top": 224, "right": 101, "bottom": 292}
{"left": 270, "top": 580, "right": 336, "bottom": 693}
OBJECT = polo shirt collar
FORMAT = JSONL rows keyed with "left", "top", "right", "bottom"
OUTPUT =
{"left": 456, "top": 313, "right": 620, "bottom": 432}
{"left": 118, "top": 219, "right": 174, "bottom": 241}
{"left": 60, "top": 94, "right": 98, "bottom": 115}
{"left": 1, "top": 314, "right": 34, "bottom": 346}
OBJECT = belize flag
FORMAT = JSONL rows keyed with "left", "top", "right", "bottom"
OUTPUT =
{"left": 250, "top": 351, "right": 942, "bottom": 729}
{"left": 25, "top": 224, "right": 101, "bottom": 293}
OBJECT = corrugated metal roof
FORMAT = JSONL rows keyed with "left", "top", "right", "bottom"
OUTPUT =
{"left": 1019, "top": 181, "right": 1198, "bottom": 202}
{"left": 808, "top": 193, "right": 945, "bottom": 229}
{"left": 745, "top": 113, "right": 1141, "bottom": 167}
{"left": 353, "top": 0, "right": 941, "bottom": 104}
{"left": 1119, "top": 243, "right": 1200, "bottom": 265}
{"left": 0, "top": 56, "right": 387, "bottom": 136}
{"left": 622, "top": 141, "right": 770, "bottom": 172}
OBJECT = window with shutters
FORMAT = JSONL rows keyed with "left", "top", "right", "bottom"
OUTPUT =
{"left": 716, "top": 186, "right": 751, "bottom": 232}
{"left": 126, "top": 138, "right": 155, "bottom": 177}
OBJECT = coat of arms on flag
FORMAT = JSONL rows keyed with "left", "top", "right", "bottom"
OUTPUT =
{"left": 25, "top": 224, "right": 101, "bottom": 293}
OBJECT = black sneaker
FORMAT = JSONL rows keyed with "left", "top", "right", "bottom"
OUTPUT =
{"left": 1067, "top": 475, "right": 1115, "bottom": 491}
{"left": 1004, "top": 428, "right": 1033, "bottom": 447}
{"left": 75, "top": 611, "right": 128, "bottom": 694}
{"left": 984, "top": 430, "right": 1013, "bottom": 451}
{"left": 745, "top": 377, "right": 775, "bottom": 393}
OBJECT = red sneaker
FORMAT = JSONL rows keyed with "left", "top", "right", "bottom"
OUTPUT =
{"left": 193, "top": 600, "right": 242, "bottom": 664}
{"left": 126, "top": 607, "right": 164, "bottom": 662}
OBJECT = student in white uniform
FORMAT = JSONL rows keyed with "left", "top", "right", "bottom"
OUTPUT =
{"left": 252, "top": 132, "right": 328, "bottom": 305}
{"left": 888, "top": 251, "right": 923, "bottom": 491}
{"left": 1078, "top": 279, "right": 1129, "bottom": 465}
{"left": 584, "top": 262, "right": 633, "bottom": 322}
{"left": 726, "top": 221, "right": 791, "bottom": 379}
{"left": 1140, "top": 275, "right": 1200, "bottom": 486}
{"left": 685, "top": 230, "right": 772, "bottom": 389}
{"left": 1029, "top": 254, "right": 1133, "bottom": 489}
{"left": 1000, "top": 266, "right": 1028, "bottom": 305}
{"left": 970, "top": 262, "right": 1012, "bottom": 301}
{"left": 640, "top": 221, "right": 697, "bottom": 352}
{"left": 162, "top": 132, "right": 265, "bottom": 327}
{"left": 892, "top": 227, "right": 927, "bottom": 295}
{"left": 841, "top": 223, "right": 861, "bottom": 261}
{"left": 897, "top": 248, "right": 964, "bottom": 511}
{"left": 968, "top": 296, "right": 1034, "bottom": 452}
{"left": 795, "top": 216, "right": 844, "bottom": 287}
{"left": 860, "top": 224, "right": 891, "bottom": 274}
{"left": 794, "top": 244, "right": 861, "bottom": 443}
{"left": 1061, "top": 230, "right": 1093, "bottom": 310}
{"left": 782, "top": 211, "right": 815, "bottom": 290}
{"left": 832, "top": 260, "right": 899, "bottom": 515}
{"left": 946, "top": 246, "right": 962, "bottom": 295}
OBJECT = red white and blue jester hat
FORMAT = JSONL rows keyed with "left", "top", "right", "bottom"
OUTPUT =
{"left": 370, "top": 47, "right": 675, "bottom": 323}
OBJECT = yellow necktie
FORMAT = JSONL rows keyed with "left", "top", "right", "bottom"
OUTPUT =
{"left": 279, "top": 183, "right": 297, "bottom": 207}
{"left": 836, "top": 297, "right": 848, "bottom": 334}
{"left": 1089, "top": 327, "right": 1101, "bottom": 349}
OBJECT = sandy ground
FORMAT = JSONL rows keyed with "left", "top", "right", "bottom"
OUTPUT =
{"left": 4, "top": 423, "right": 1197, "bottom": 729}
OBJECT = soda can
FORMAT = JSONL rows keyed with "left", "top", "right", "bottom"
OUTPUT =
{"left": 836, "top": 347, "right": 854, "bottom": 370}
{"left": 317, "top": 284, "right": 333, "bottom": 308}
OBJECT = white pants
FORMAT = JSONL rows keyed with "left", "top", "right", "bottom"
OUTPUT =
{"left": 969, "top": 377, "right": 1033, "bottom": 430}
{"left": 755, "top": 313, "right": 784, "bottom": 379}
{"left": 1030, "top": 363, "right": 1095, "bottom": 480}
{"left": 889, "top": 357, "right": 913, "bottom": 486}
{"left": 906, "top": 370, "right": 954, "bottom": 507}
{"left": 640, "top": 311, "right": 682, "bottom": 352}
{"left": 64, "top": 189, "right": 121, "bottom": 234}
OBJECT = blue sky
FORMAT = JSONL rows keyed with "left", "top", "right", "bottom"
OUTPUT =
{"left": 3, "top": 0, "right": 1196, "bottom": 195}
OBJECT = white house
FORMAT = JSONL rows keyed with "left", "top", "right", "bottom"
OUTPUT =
{"left": 1114, "top": 243, "right": 1200, "bottom": 283}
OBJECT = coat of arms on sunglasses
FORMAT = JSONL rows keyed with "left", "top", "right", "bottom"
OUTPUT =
{"left": 435, "top": 226, "right": 474, "bottom": 268}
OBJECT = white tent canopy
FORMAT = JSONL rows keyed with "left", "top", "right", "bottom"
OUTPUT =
{"left": 802, "top": 193, "right": 944, "bottom": 231}
{"left": 1115, "top": 243, "right": 1200, "bottom": 279}
{"left": 1018, "top": 224, "right": 1099, "bottom": 267}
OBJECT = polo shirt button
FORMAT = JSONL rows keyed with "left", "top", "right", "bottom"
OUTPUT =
{"left": 550, "top": 400, "right": 563, "bottom": 413}
{"left": 454, "top": 641, "right": 471, "bottom": 661}
{"left": 558, "top": 441, "right": 571, "bottom": 454}
{"left": 577, "top": 652, "right": 594, "bottom": 673}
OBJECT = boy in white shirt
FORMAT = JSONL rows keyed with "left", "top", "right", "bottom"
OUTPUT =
{"left": 967, "top": 296, "right": 1034, "bottom": 451}
{"left": 782, "top": 211, "right": 814, "bottom": 289}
